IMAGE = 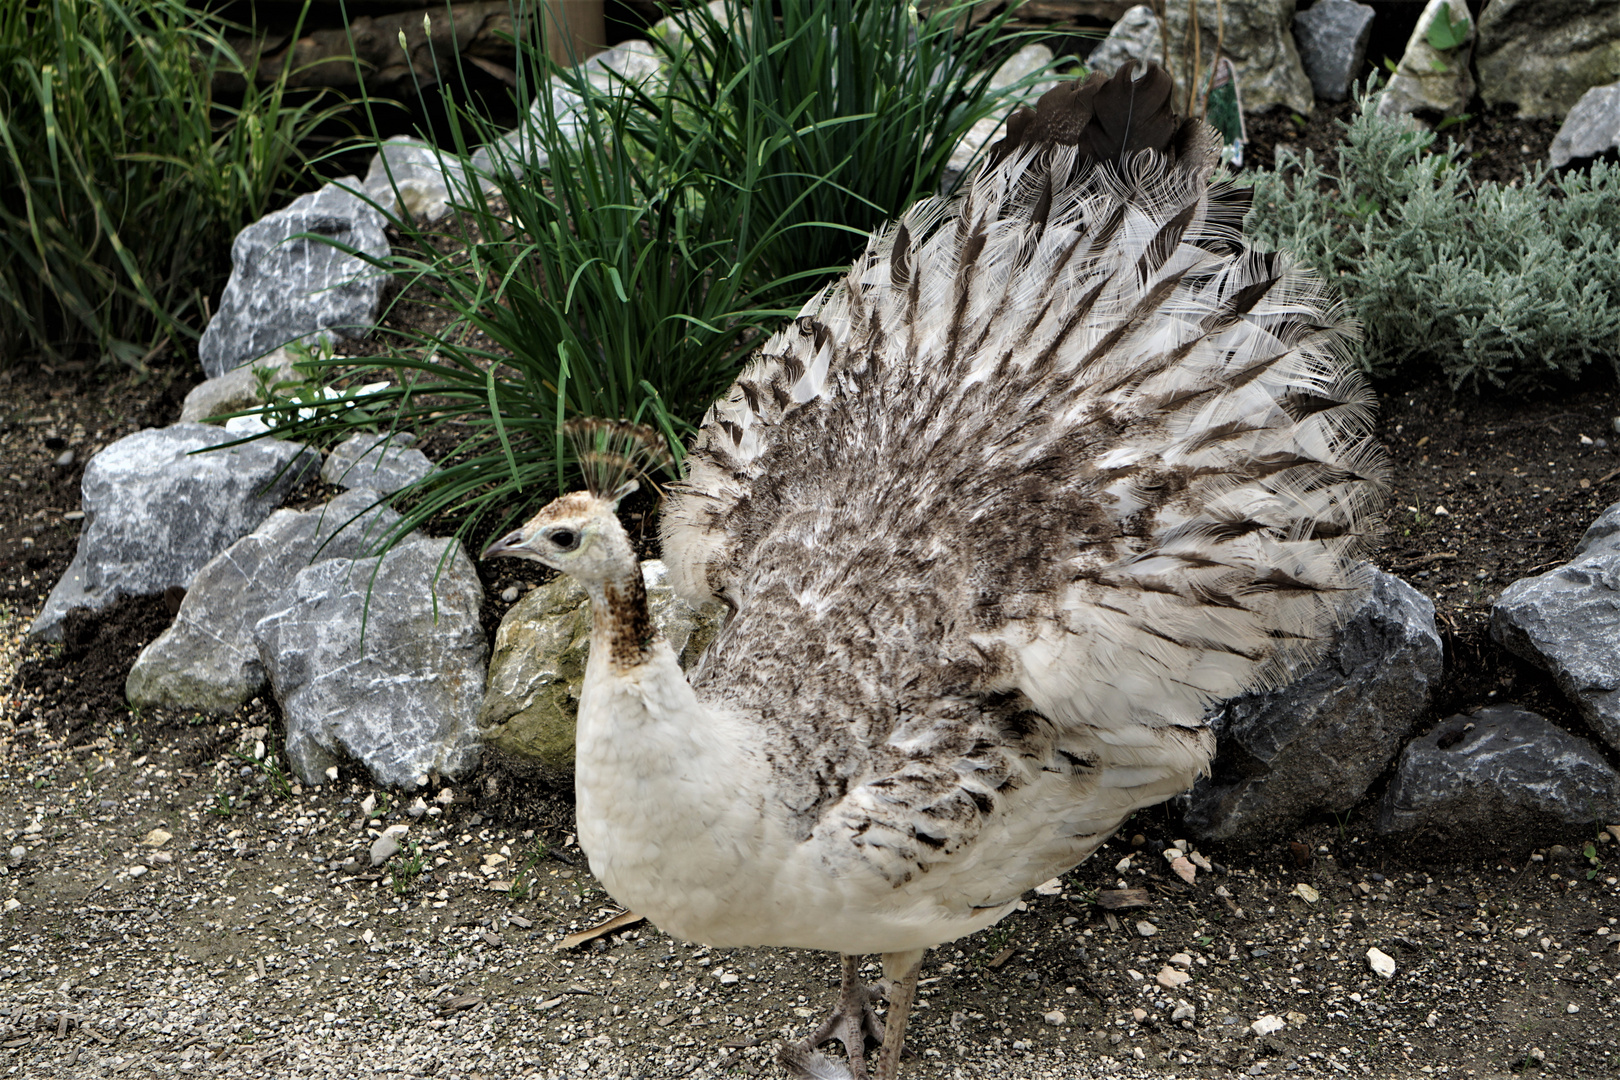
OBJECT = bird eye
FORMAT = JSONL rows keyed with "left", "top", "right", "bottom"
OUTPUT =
{"left": 548, "top": 528, "right": 580, "bottom": 552}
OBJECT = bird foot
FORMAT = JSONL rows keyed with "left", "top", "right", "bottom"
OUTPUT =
{"left": 779, "top": 960, "right": 887, "bottom": 1080}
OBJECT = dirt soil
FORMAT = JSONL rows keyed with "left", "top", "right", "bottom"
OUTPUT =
{"left": 3, "top": 109, "right": 1620, "bottom": 1079}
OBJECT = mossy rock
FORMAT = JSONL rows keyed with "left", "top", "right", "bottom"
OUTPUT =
{"left": 477, "top": 559, "right": 722, "bottom": 783}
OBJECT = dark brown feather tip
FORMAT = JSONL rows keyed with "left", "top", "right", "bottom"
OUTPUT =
{"left": 985, "top": 62, "right": 1215, "bottom": 180}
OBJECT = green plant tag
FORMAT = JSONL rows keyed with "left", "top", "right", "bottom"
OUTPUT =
{"left": 1202, "top": 59, "right": 1246, "bottom": 168}
{"left": 1426, "top": 2, "right": 1471, "bottom": 52}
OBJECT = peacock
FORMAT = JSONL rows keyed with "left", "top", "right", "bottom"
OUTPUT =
{"left": 484, "top": 61, "right": 1385, "bottom": 1080}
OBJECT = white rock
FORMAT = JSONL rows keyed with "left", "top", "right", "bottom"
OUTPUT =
{"left": 1294, "top": 882, "right": 1321, "bottom": 903}
{"left": 1136, "top": 920, "right": 1158, "bottom": 937}
{"left": 717, "top": 972, "right": 739, "bottom": 985}
{"left": 435, "top": 788, "right": 456, "bottom": 806}
{"left": 140, "top": 828, "right": 172, "bottom": 848}
{"left": 1367, "top": 947, "right": 1397, "bottom": 978}
{"left": 127, "top": 865, "right": 148, "bottom": 879}
{"left": 1043, "top": 1010, "right": 1066, "bottom": 1026}
{"left": 2, "top": 898, "right": 20, "bottom": 912}
{"left": 1156, "top": 965, "right": 1192, "bottom": 989}
{"left": 1169, "top": 953, "right": 1193, "bottom": 968}
{"left": 1251, "top": 1014, "right": 1286, "bottom": 1036}
{"left": 1034, "top": 878, "right": 1063, "bottom": 896}
{"left": 406, "top": 797, "right": 429, "bottom": 819}
{"left": 325, "top": 766, "right": 339, "bottom": 782}
{"left": 1171, "top": 1002, "right": 1196, "bottom": 1022}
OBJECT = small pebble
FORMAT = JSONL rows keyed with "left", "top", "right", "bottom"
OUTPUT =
{"left": 1252, "top": 1014, "right": 1286, "bottom": 1036}
{"left": 1136, "top": 920, "right": 1157, "bottom": 937}
{"left": 127, "top": 865, "right": 148, "bottom": 879}
{"left": 501, "top": 585, "right": 520, "bottom": 602}
{"left": 1043, "top": 1010, "right": 1065, "bottom": 1026}
{"left": 1367, "top": 947, "right": 1396, "bottom": 978}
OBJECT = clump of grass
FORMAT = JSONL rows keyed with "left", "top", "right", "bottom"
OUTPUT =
{"left": 0, "top": 0, "right": 344, "bottom": 369}
{"left": 257, "top": 0, "right": 1035, "bottom": 556}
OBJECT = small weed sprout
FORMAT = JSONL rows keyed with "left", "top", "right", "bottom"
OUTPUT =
{"left": 391, "top": 841, "right": 427, "bottom": 896}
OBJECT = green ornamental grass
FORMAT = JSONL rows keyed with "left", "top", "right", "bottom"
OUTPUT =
{"left": 265, "top": 0, "right": 1039, "bottom": 558}
{"left": 0, "top": 0, "right": 341, "bottom": 369}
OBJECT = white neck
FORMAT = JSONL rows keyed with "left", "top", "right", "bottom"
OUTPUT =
{"left": 571, "top": 567, "right": 772, "bottom": 943}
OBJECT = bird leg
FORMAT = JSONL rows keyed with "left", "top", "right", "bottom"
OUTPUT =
{"left": 779, "top": 954, "right": 887, "bottom": 1080}
{"left": 872, "top": 949, "right": 926, "bottom": 1080}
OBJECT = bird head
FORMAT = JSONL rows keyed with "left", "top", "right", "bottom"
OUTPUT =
{"left": 481, "top": 483, "right": 640, "bottom": 585}
{"left": 482, "top": 418, "right": 673, "bottom": 583}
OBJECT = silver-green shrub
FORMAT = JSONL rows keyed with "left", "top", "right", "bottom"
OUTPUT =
{"left": 1244, "top": 85, "right": 1620, "bottom": 392}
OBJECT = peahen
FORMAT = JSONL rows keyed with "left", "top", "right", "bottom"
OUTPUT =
{"left": 484, "top": 61, "right": 1385, "bottom": 1080}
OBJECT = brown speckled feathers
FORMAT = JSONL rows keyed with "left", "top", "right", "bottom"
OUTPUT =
{"left": 658, "top": 62, "right": 1385, "bottom": 905}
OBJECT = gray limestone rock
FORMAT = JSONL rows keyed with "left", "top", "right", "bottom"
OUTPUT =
{"left": 1492, "top": 550, "right": 1620, "bottom": 753}
{"left": 125, "top": 488, "right": 403, "bottom": 714}
{"left": 256, "top": 536, "right": 487, "bottom": 789}
{"left": 478, "top": 559, "right": 722, "bottom": 784}
{"left": 1293, "top": 0, "right": 1376, "bottom": 103}
{"left": 180, "top": 348, "right": 298, "bottom": 425}
{"left": 1477, "top": 0, "right": 1620, "bottom": 119}
{"left": 198, "top": 182, "right": 390, "bottom": 378}
{"left": 1182, "top": 569, "right": 1444, "bottom": 840}
{"left": 1549, "top": 82, "right": 1620, "bottom": 169}
{"left": 1172, "top": 0, "right": 1313, "bottom": 115}
{"left": 1089, "top": 2, "right": 1312, "bottom": 115}
{"left": 1377, "top": 0, "right": 1475, "bottom": 120}
{"left": 321, "top": 432, "right": 434, "bottom": 495}
{"left": 1574, "top": 499, "right": 1620, "bottom": 558}
{"left": 1377, "top": 705, "right": 1620, "bottom": 840}
{"left": 471, "top": 40, "right": 664, "bottom": 179}
{"left": 362, "top": 137, "right": 474, "bottom": 224}
{"left": 1085, "top": 5, "right": 1162, "bottom": 77}
{"left": 30, "top": 424, "right": 318, "bottom": 640}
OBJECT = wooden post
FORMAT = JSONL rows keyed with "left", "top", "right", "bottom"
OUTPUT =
{"left": 541, "top": 1, "right": 606, "bottom": 64}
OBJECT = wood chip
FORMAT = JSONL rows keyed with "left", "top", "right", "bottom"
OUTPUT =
{"left": 987, "top": 945, "right": 1016, "bottom": 969}
{"left": 1096, "top": 888, "right": 1152, "bottom": 910}
{"left": 553, "top": 910, "right": 644, "bottom": 951}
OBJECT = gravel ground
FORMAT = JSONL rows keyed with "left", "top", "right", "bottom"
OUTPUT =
{"left": 3, "top": 606, "right": 1620, "bottom": 1080}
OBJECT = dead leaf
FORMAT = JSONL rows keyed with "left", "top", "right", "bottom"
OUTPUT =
{"left": 438, "top": 993, "right": 484, "bottom": 1014}
{"left": 553, "top": 910, "right": 645, "bottom": 951}
{"left": 1095, "top": 888, "right": 1152, "bottom": 910}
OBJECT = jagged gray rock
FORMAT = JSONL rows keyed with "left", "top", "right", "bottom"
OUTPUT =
{"left": 471, "top": 40, "right": 663, "bottom": 178}
{"left": 1182, "top": 569, "right": 1443, "bottom": 840}
{"left": 1085, "top": 5, "right": 1162, "bottom": 77}
{"left": 256, "top": 536, "right": 486, "bottom": 788}
{"left": 198, "top": 182, "right": 390, "bottom": 378}
{"left": 1377, "top": 0, "right": 1475, "bottom": 119}
{"left": 180, "top": 348, "right": 298, "bottom": 425}
{"left": 30, "top": 424, "right": 318, "bottom": 640}
{"left": 1549, "top": 81, "right": 1620, "bottom": 169}
{"left": 362, "top": 137, "right": 474, "bottom": 224}
{"left": 1574, "top": 499, "right": 1620, "bottom": 558}
{"left": 1377, "top": 705, "right": 1620, "bottom": 840}
{"left": 1477, "top": 0, "right": 1620, "bottom": 119}
{"left": 126, "top": 488, "right": 403, "bottom": 714}
{"left": 321, "top": 432, "right": 434, "bottom": 495}
{"left": 1293, "top": 0, "right": 1376, "bottom": 103}
{"left": 1492, "top": 549, "right": 1620, "bottom": 754}
{"left": 478, "top": 560, "right": 722, "bottom": 783}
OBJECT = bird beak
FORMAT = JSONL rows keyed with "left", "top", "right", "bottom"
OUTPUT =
{"left": 481, "top": 527, "right": 528, "bottom": 560}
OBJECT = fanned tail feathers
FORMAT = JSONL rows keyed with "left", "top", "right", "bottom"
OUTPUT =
{"left": 661, "top": 61, "right": 1387, "bottom": 733}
